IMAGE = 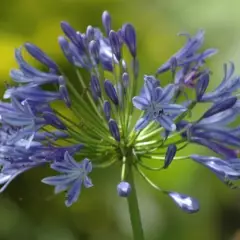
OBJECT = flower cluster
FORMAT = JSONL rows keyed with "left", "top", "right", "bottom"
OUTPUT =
{"left": 1, "top": 10, "right": 240, "bottom": 213}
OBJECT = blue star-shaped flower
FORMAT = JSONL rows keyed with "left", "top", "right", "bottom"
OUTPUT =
{"left": 133, "top": 77, "right": 186, "bottom": 131}
{"left": 42, "top": 151, "right": 93, "bottom": 207}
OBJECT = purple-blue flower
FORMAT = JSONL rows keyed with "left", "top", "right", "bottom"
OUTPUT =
{"left": 42, "top": 151, "right": 93, "bottom": 207}
{"left": 157, "top": 30, "right": 217, "bottom": 74}
{"left": 133, "top": 76, "right": 186, "bottom": 131}
{"left": 191, "top": 155, "right": 240, "bottom": 186}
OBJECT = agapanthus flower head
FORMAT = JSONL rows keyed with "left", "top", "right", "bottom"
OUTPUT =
{"left": 1, "top": 10, "right": 240, "bottom": 218}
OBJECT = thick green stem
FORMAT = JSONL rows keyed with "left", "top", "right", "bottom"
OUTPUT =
{"left": 127, "top": 167, "right": 145, "bottom": 240}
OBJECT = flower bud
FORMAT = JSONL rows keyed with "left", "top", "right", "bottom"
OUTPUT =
{"left": 102, "top": 11, "right": 111, "bottom": 36}
{"left": 122, "top": 72, "right": 129, "bottom": 88}
{"left": 117, "top": 181, "right": 131, "bottom": 197}
{"left": 104, "top": 80, "right": 119, "bottom": 105}
{"left": 86, "top": 25, "right": 95, "bottom": 41}
{"left": 25, "top": 43, "right": 59, "bottom": 72}
{"left": 122, "top": 23, "right": 137, "bottom": 58}
{"left": 61, "top": 21, "right": 81, "bottom": 47}
{"left": 163, "top": 144, "right": 177, "bottom": 169}
{"left": 108, "top": 119, "right": 120, "bottom": 141}
{"left": 89, "top": 40, "right": 100, "bottom": 64}
{"left": 109, "top": 30, "right": 121, "bottom": 61}
{"left": 103, "top": 100, "right": 111, "bottom": 120}
{"left": 58, "top": 36, "right": 74, "bottom": 64}
{"left": 90, "top": 75, "right": 101, "bottom": 99}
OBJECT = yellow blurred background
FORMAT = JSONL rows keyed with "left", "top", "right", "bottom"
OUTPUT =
{"left": 0, "top": 0, "right": 240, "bottom": 239}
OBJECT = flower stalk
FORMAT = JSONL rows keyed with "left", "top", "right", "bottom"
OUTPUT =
{"left": 127, "top": 165, "right": 145, "bottom": 240}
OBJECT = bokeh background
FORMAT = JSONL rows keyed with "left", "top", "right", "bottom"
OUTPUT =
{"left": 0, "top": 0, "right": 240, "bottom": 239}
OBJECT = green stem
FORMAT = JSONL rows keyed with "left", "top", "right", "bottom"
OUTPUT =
{"left": 127, "top": 167, "right": 145, "bottom": 240}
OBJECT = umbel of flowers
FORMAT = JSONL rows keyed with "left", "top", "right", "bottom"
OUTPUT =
{"left": 1, "top": 10, "right": 240, "bottom": 234}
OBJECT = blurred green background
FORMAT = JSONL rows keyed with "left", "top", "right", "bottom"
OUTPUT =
{"left": 1, "top": 0, "right": 240, "bottom": 239}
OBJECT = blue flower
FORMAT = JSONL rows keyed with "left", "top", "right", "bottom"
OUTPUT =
{"left": 178, "top": 107, "right": 239, "bottom": 158}
{"left": 42, "top": 152, "right": 93, "bottom": 207}
{"left": 10, "top": 47, "right": 60, "bottom": 86}
{"left": 133, "top": 77, "right": 186, "bottom": 131}
{"left": 157, "top": 30, "right": 217, "bottom": 74}
{"left": 191, "top": 155, "right": 240, "bottom": 186}
{"left": 201, "top": 62, "right": 240, "bottom": 102}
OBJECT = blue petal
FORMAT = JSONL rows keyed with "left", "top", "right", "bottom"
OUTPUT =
{"left": 153, "top": 87, "right": 163, "bottom": 102}
{"left": 10, "top": 70, "right": 37, "bottom": 83}
{"left": 191, "top": 137, "right": 238, "bottom": 158}
{"left": 218, "top": 62, "right": 235, "bottom": 88}
{"left": 50, "top": 163, "right": 75, "bottom": 173}
{"left": 196, "top": 73, "right": 209, "bottom": 101}
{"left": 81, "top": 158, "right": 92, "bottom": 173}
{"left": 162, "top": 104, "right": 186, "bottom": 114}
{"left": 157, "top": 115, "right": 176, "bottom": 131}
{"left": 25, "top": 43, "right": 59, "bottom": 72}
{"left": 42, "top": 175, "right": 77, "bottom": 186}
{"left": 193, "top": 129, "right": 240, "bottom": 147}
{"left": 65, "top": 179, "right": 82, "bottom": 207}
{"left": 191, "top": 155, "right": 240, "bottom": 178}
{"left": 202, "top": 97, "right": 237, "bottom": 119}
{"left": 54, "top": 184, "right": 69, "bottom": 194}
{"left": 135, "top": 114, "right": 151, "bottom": 130}
{"left": 198, "top": 109, "right": 236, "bottom": 126}
{"left": 158, "top": 84, "right": 176, "bottom": 103}
{"left": 83, "top": 176, "right": 93, "bottom": 188}
{"left": 143, "top": 79, "right": 154, "bottom": 102}
{"left": 64, "top": 151, "right": 80, "bottom": 168}
{"left": 132, "top": 96, "right": 149, "bottom": 110}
